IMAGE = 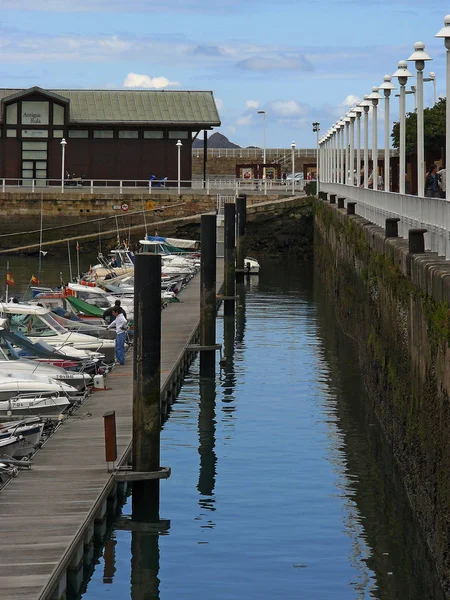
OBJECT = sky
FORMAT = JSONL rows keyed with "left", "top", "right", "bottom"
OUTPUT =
{"left": 0, "top": 1, "right": 448, "bottom": 148}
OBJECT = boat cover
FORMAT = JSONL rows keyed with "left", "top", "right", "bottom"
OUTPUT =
{"left": 66, "top": 296, "right": 105, "bottom": 318}
{"left": 0, "top": 330, "right": 82, "bottom": 361}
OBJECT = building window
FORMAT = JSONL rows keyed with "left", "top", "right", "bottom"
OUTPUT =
{"left": 22, "top": 101, "right": 49, "bottom": 126}
{"left": 6, "top": 129, "right": 17, "bottom": 138}
{"left": 22, "top": 150, "right": 47, "bottom": 159}
{"left": 53, "top": 130, "right": 64, "bottom": 138}
{"left": 94, "top": 130, "right": 114, "bottom": 139}
{"left": 168, "top": 131, "right": 189, "bottom": 139}
{"left": 22, "top": 130, "right": 48, "bottom": 138}
{"left": 143, "top": 130, "right": 164, "bottom": 139}
{"left": 68, "top": 130, "right": 89, "bottom": 138}
{"left": 6, "top": 103, "right": 17, "bottom": 125}
{"left": 23, "top": 141, "right": 47, "bottom": 151}
{"left": 53, "top": 104, "right": 65, "bottom": 125}
{"left": 118, "top": 130, "right": 138, "bottom": 139}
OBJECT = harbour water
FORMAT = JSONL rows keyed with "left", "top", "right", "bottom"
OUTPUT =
{"left": 69, "top": 258, "right": 443, "bottom": 600}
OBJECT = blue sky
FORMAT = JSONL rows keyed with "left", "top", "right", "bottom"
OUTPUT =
{"left": 0, "top": 1, "right": 447, "bottom": 147}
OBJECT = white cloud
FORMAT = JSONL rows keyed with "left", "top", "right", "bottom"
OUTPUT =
{"left": 236, "top": 115, "right": 253, "bottom": 126}
{"left": 269, "top": 100, "right": 306, "bottom": 117}
{"left": 123, "top": 73, "right": 179, "bottom": 89}
{"left": 215, "top": 98, "right": 224, "bottom": 110}
{"left": 343, "top": 94, "right": 361, "bottom": 107}
{"left": 245, "top": 100, "right": 259, "bottom": 109}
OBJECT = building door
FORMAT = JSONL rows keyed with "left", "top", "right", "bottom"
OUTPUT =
{"left": 21, "top": 141, "right": 48, "bottom": 187}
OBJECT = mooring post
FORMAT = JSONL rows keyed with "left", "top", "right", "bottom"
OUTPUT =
{"left": 224, "top": 202, "right": 236, "bottom": 316}
{"left": 385, "top": 217, "right": 401, "bottom": 238}
{"left": 409, "top": 228, "right": 427, "bottom": 253}
{"left": 337, "top": 197, "right": 345, "bottom": 209}
{"left": 200, "top": 214, "right": 217, "bottom": 376}
{"left": 132, "top": 253, "right": 161, "bottom": 520}
{"left": 235, "top": 194, "right": 247, "bottom": 283}
{"left": 347, "top": 202, "right": 356, "bottom": 215}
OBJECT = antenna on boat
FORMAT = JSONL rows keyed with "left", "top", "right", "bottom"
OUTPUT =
{"left": 67, "top": 240, "right": 73, "bottom": 282}
{"left": 142, "top": 198, "right": 148, "bottom": 238}
{"left": 38, "top": 194, "right": 44, "bottom": 282}
{"left": 5, "top": 261, "right": 9, "bottom": 304}
{"left": 76, "top": 241, "right": 80, "bottom": 281}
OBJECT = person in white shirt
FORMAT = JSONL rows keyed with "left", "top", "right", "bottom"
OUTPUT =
{"left": 107, "top": 309, "right": 127, "bottom": 365}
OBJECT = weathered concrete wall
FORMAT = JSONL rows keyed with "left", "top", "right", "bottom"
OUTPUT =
{"left": 314, "top": 198, "right": 450, "bottom": 597}
{"left": 0, "top": 192, "right": 290, "bottom": 252}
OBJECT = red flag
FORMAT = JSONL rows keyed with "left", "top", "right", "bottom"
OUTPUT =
{"left": 6, "top": 272, "right": 14, "bottom": 286}
{"left": 31, "top": 275, "right": 39, "bottom": 285}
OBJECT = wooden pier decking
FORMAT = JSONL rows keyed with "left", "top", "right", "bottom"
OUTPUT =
{"left": 0, "top": 262, "right": 223, "bottom": 600}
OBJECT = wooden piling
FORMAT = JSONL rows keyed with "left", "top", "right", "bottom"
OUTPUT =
{"left": 224, "top": 202, "right": 236, "bottom": 317}
{"left": 235, "top": 195, "right": 247, "bottom": 283}
{"left": 200, "top": 214, "right": 217, "bottom": 376}
{"left": 132, "top": 253, "right": 162, "bottom": 520}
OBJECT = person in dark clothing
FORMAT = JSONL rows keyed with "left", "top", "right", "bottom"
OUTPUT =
{"left": 425, "top": 164, "right": 440, "bottom": 197}
{"left": 103, "top": 300, "right": 127, "bottom": 324}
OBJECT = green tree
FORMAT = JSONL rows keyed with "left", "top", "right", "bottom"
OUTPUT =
{"left": 391, "top": 97, "right": 446, "bottom": 158}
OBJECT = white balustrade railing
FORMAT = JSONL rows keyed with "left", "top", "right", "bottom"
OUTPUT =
{"left": 322, "top": 182, "right": 450, "bottom": 259}
{"left": 0, "top": 177, "right": 306, "bottom": 196}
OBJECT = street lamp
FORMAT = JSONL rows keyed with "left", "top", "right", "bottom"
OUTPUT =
{"left": 291, "top": 141, "right": 296, "bottom": 193}
{"left": 368, "top": 86, "right": 382, "bottom": 190}
{"left": 176, "top": 139, "right": 182, "bottom": 195}
{"left": 353, "top": 106, "right": 364, "bottom": 184}
{"left": 408, "top": 41, "right": 433, "bottom": 196}
{"left": 392, "top": 60, "right": 414, "bottom": 194}
{"left": 60, "top": 138, "right": 67, "bottom": 194}
{"left": 348, "top": 111, "right": 357, "bottom": 185}
{"left": 312, "top": 122, "right": 320, "bottom": 192}
{"left": 360, "top": 95, "right": 372, "bottom": 189}
{"left": 424, "top": 72, "right": 437, "bottom": 105}
{"left": 257, "top": 110, "right": 267, "bottom": 190}
{"left": 435, "top": 15, "right": 450, "bottom": 199}
{"left": 379, "top": 75, "right": 397, "bottom": 191}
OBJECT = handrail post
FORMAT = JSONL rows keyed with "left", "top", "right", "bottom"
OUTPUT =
{"left": 90, "top": 180, "right": 94, "bottom": 194}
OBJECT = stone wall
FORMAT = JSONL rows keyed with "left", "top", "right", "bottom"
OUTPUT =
{"left": 314, "top": 198, "right": 450, "bottom": 597}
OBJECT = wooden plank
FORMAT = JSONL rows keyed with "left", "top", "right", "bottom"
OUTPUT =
{"left": 114, "top": 467, "right": 171, "bottom": 482}
{"left": 0, "top": 260, "right": 223, "bottom": 600}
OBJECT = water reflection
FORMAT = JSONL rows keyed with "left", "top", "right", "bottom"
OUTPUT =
{"left": 197, "top": 376, "right": 217, "bottom": 516}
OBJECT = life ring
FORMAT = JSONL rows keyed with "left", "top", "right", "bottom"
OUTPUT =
{"left": 80, "top": 280, "right": 97, "bottom": 288}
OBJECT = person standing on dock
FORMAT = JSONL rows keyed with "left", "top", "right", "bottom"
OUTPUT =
{"left": 107, "top": 308, "right": 128, "bottom": 365}
{"left": 103, "top": 300, "right": 127, "bottom": 324}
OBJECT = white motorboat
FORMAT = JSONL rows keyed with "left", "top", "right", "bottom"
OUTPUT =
{"left": 0, "top": 372, "right": 81, "bottom": 402}
{"left": 244, "top": 257, "right": 260, "bottom": 275}
{"left": 0, "top": 418, "right": 44, "bottom": 458}
{"left": 0, "top": 393, "right": 70, "bottom": 417}
{"left": 0, "top": 303, "right": 115, "bottom": 361}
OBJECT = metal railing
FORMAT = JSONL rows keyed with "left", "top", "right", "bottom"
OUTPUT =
{"left": 192, "top": 148, "right": 318, "bottom": 159}
{"left": 0, "top": 177, "right": 306, "bottom": 195}
{"left": 322, "top": 182, "right": 450, "bottom": 259}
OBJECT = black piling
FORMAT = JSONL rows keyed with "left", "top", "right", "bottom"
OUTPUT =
{"left": 385, "top": 217, "right": 400, "bottom": 238}
{"left": 132, "top": 253, "right": 162, "bottom": 520}
{"left": 338, "top": 197, "right": 345, "bottom": 209}
{"left": 235, "top": 195, "right": 247, "bottom": 283}
{"left": 409, "top": 228, "right": 427, "bottom": 253}
{"left": 224, "top": 202, "right": 236, "bottom": 317}
{"left": 347, "top": 202, "right": 356, "bottom": 215}
{"left": 329, "top": 193, "right": 337, "bottom": 204}
{"left": 200, "top": 214, "right": 217, "bottom": 376}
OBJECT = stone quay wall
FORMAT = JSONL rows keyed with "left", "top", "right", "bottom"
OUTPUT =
{"left": 314, "top": 197, "right": 450, "bottom": 597}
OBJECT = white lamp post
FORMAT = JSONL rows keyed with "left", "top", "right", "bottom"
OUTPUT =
{"left": 436, "top": 15, "right": 450, "bottom": 198}
{"left": 368, "top": 87, "right": 382, "bottom": 190}
{"left": 424, "top": 72, "right": 437, "bottom": 105}
{"left": 360, "top": 96, "right": 371, "bottom": 189}
{"left": 291, "top": 141, "right": 296, "bottom": 193}
{"left": 257, "top": 110, "right": 267, "bottom": 191}
{"left": 379, "top": 75, "right": 397, "bottom": 191}
{"left": 393, "top": 60, "right": 414, "bottom": 194}
{"left": 313, "top": 123, "right": 320, "bottom": 190}
{"left": 348, "top": 112, "right": 357, "bottom": 185}
{"left": 354, "top": 106, "right": 364, "bottom": 185}
{"left": 408, "top": 41, "right": 432, "bottom": 196}
{"left": 176, "top": 139, "right": 182, "bottom": 195}
{"left": 60, "top": 138, "right": 67, "bottom": 194}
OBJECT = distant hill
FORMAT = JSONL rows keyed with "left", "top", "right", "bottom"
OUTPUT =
{"left": 193, "top": 132, "right": 241, "bottom": 149}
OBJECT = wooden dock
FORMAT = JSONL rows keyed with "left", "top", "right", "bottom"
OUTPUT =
{"left": 0, "top": 262, "right": 223, "bottom": 600}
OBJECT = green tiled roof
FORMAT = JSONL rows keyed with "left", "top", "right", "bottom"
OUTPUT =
{"left": 0, "top": 88, "right": 221, "bottom": 127}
